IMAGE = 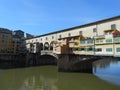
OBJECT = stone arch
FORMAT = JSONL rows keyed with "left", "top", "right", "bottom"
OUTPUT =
{"left": 36, "top": 42, "right": 40, "bottom": 52}
{"left": 41, "top": 52, "right": 59, "bottom": 60}
{"left": 44, "top": 42, "right": 49, "bottom": 50}
{"left": 38, "top": 54, "right": 57, "bottom": 65}
{"left": 50, "top": 41, "right": 54, "bottom": 50}
{"left": 30, "top": 43, "right": 34, "bottom": 53}
{"left": 39, "top": 43, "right": 44, "bottom": 50}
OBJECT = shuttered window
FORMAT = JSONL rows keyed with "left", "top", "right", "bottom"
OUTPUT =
{"left": 106, "top": 48, "right": 112, "bottom": 52}
{"left": 116, "top": 48, "right": 120, "bottom": 52}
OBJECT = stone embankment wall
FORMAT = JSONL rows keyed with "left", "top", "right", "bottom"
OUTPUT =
{"left": 0, "top": 54, "right": 26, "bottom": 68}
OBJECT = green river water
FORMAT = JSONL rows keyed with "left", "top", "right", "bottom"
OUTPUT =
{"left": 0, "top": 59, "right": 120, "bottom": 90}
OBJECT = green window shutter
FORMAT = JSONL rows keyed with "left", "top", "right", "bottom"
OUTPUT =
{"left": 87, "top": 39, "right": 93, "bottom": 44}
{"left": 114, "top": 37, "right": 120, "bottom": 43}
{"left": 78, "top": 48, "right": 81, "bottom": 51}
{"left": 106, "top": 48, "right": 112, "bottom": 52}
{"left": 86, "top": 48, "right": 88, "bottom": 51}
{"left": 116, "top": 48, "right": 120, "bottom": 52}
{"left": 95, "top": 48, "right": 98, "bottom": 52}
{"left": 106, "top": 39, "right": 112, "bottom": 43}
{"left": 80, "top": 40, "right": 85, "bottom": 44}
{"left": 92, "top": 48, "right": 95, "bottom": 51}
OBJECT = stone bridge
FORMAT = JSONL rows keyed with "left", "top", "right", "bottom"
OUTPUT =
{"left": 26, "top": 50, "right": 102, "bottom": 73}
{"left": 41, "top": 50, "right": 59, "bottom": 60}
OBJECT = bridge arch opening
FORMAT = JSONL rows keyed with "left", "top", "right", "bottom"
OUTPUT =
{"left": 30, "top": 43, "right": 34, "bottom": 52}
{"left": 44, "top": 42, "right": 49, "bottom": 50}
{"left": 38, "top": 55, "right": 57, "bottom": 65}
{"left": 50, "top": 41, "right": 54, "bottom": 50}
{"left": 39, "top": 43, "right": 44, "bottom": 50}
{"left": 36, "top": 42, "right": 40, "bottom": 53}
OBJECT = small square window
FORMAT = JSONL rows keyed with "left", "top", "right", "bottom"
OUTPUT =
{"left": 93, "top": 28, "right": 97, "bottom": 33}
{"left": 111, "top": 24, "right": 116, "bottom": 30}
{"left": 59, "top": 35, "right": 62, "bottom": 38}
{"left": 79, "top": 31, "right": 82, "bottom": 35}
{"left": 46, "top": 37, "right": 48, "bottom": 40}
{"left": 68, "top": 33, "right": 71, "bottom": 37}
{"left": 52, "top": 36, "right": 54, "bottom": 39}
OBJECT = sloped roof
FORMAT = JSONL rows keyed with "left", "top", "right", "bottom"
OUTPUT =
{"left": 0, "top": 28, "right": 12, "bottom": 34}
{"left": 26, "top": 15, "right": 120, "bottom": 40}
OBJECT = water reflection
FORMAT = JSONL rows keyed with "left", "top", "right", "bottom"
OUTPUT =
{"left": 0, "top": 66, "right": 120, "bottom": 90}
{"left": 93, "top": 58, "right": 120, "bottom": 86}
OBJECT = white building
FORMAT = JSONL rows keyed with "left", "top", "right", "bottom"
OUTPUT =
{"left": 26, "top": 15, "right": 120, "bottom": 57}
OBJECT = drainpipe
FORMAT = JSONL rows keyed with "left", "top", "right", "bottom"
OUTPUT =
{"left": 113, "top": 37, "right": 115, "bottom": 57}
{"left": 94, "top": 24, "right": 98, "bottom": 56}
{"left": 93, "top": 37, "right": 95, "bottom": 56}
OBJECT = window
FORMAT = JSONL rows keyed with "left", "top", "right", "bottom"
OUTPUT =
{"left": 106, "top": 48, "right": 112, "bottom": 52}
{"left": 2, "top": 39, "right": 5, "bottom": 42}
{"left": 93, "top": 28, "right": 97, "bottom": 33}
{"left": 41, "top": 38, "right": 42, "bottom": 41}
{"left": 2, "top": 34, "right": 5, "bottom": 38}
{"left": 106, "top": 39, "right": 112, "bottom": 43}
{"left": 111, "top": 24, "right": 116, "bottom": 30}
{"left": 96, "top": 48, "right": 102, "bottom": 52}
{"left": 68, "top": 33, "right": 71, "bottom": 37}
{"left": 52, "top": 36, "right": 54, "bottom": 39}
{"left": 80, "top": 40, "right": 85, "bottom": 44}
{"left": 59, "top": 35, "right": 62, "bottom": 38}
{"left": 73, "top": 48, "right": 78, "bottom": 51}
{"left": 79, "top": 31, "right": 82, "bottom": 35}
{"left": 78, "top": 48, "right": 81, "bottom": 51}
{"left": 74, "top": 42, "right": 79, "bottom": 45}
{"left": 116, "top": 48, "right": 120, "bottom": 52}
{"left": 87, "top": 39, "right": 94, "bottom": 44}
{"left": 114, "top": 37, "right": 120, "bottom": 43}
{"left": 85, "top": 48, "right": 89, "bottom": 51}
{"left": 46, "top": 37, "right": 48, "bottom": 40}
{"left": 81, "top": 48, "right": 85, "bottom": 51}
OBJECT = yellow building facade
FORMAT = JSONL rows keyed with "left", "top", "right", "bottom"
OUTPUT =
{"left": 0, "top": 28, "right": 12, "bottom": 54}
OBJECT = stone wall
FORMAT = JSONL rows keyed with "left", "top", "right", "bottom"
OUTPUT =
{"left": 58, "top": 54, "right": 100, "bottom": 73}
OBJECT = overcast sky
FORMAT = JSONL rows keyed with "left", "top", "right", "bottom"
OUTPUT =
{"left": 0, "top": 0, "right": 120, "bottom": 35}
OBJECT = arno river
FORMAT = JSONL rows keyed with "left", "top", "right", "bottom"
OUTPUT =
{"left": 0, "top": 58, "right": 120, "bottom": 90}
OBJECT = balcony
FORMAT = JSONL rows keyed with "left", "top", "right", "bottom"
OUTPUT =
{"left": 86, "top": 39, "right": 94, "bottom": 45}
{"left": 80, "top": 40, "right": 86, "bottom": 44}
{"left": 95, "top": 39, "right": 105, "bottom": 44}
{"left": 105, "top": 39, "right": 113, "bottom": 44}
{"left": 94, "top": 35, "right": 105, "bottom": 39}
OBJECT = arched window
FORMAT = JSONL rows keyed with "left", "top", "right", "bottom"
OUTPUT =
{"left": 50, "top": 41, "right": 54, "bottom": 50}
{"left": 44, "top": 42, "right": 49, "bottom": 50}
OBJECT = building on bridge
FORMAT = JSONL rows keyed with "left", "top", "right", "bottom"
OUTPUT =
{"left": 25, "top": 15, "right": 120, "bottom": 57}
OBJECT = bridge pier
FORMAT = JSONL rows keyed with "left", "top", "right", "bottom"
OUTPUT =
{"left": 58, "top": 54, "right": 100, "bottom": 73}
